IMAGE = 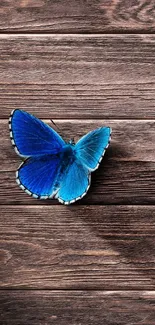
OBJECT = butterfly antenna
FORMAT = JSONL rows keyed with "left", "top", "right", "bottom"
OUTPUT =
{"left": 50, "top": 119, "right": 61, "bottom": 131}
{"left": 50, "top": 119, "right": 66, "bottom": 139}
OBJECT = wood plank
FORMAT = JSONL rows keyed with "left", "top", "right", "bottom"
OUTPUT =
{"left": 0, "top": 0, "right": 155, "bottom": 33}
{"left": 3, "top": 119, "right": 155, "bottom": 170}
{"left": 1, "top": 290, "right": 155, "bottom": 325}
{"left": 0, "top": 205, "right": 155, "bottom": 289}
{"left": 1, "top": 161, "right": 155, "bottom": 205}
{"left": 0, "top": 34, "right": 155, "bottom": 119}
{"left": 1, "top": 119, "right": 155, "bottom": 205}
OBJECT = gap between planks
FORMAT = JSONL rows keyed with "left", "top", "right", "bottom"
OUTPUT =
{"left": 0, "top": 30, "right": 155, "bottom": 35}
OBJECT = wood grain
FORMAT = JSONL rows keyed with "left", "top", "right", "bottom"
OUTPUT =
{"left": 1, "top": 119, "right": 155, "bottom": 205}
{"left": 1, "top": 205, "right": 155, "bottom": 289}
{"left": 0, "top": 0, "right": 155, "bottom": 33}
{"left": 1, "top": 290, "right": 155, "bottom": 325}
{"left": 1, "top": 0, "right": 155, "bottom": 322}
{"left": 0, "top": 34, "right": 155, "bottom": 118}
{"left": 1, "top": 161, "right": 155, "bottom": 205}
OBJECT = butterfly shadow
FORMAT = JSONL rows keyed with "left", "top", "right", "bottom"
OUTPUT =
{"left": 80, "top": 209, "right": 155, "bottom": 288}
{"left": 69, "top": 144, "right": 155, "bottom": 288}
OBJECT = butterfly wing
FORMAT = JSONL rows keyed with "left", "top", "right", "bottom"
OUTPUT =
{"left": 56, "top": 159, "right": 90, "bottom": 205}
{"left": 17, "top": 154, "right": 62, "bottom": 199}
{"left": 75, "top": 127, "right": 111, "bottom": 171}
{"left": 10, "top": 110, "right": 111, "bottom": 204}
{"left": 9, "top": 109, "right": 65, "bottom": 157}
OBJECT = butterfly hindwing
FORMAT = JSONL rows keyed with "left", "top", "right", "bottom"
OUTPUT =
{"left": 17, "top": 154, "right": 62, "bottom": 199}
{"left": 9, "top": 109, "right": 65, "bottom": 157}
{"left": 56, "top": 159, "right": 90, "bottom": 205}
{"left": 75, "top": 127, "right": 111, "bottom": 171}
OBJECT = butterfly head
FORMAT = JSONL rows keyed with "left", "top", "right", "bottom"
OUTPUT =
{"left": 68, "top": 138, "right": 75, "bottom": 145}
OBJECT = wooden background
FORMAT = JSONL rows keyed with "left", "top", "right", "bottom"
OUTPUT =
{"left": 0, "top": 1, "right": 155, "bottom": 324}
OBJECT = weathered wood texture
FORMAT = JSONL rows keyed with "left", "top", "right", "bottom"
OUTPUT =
{"left": 1, "top": 290, "right": 155, "bottom": 325}
{"left": 0, "top": 34, "right": 155, "bottom": 119}
{"left": 1, "top": 205, "right": 155, "bottom": 289}
{"left": 1, "top": 119, "right": 155, "bottom": 205}
{"left": 0, "top": 4, "right": 155, "bottom": 323}
{"left": 0, "top": 0, "right": 155, "bottom": 33}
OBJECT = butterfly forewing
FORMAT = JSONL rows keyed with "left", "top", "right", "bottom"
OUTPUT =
{"left": 9, "top": 109, "right": 65, "bottom": 157}
{"left": 75, "top": 127, "right": 111, "bottom": 171}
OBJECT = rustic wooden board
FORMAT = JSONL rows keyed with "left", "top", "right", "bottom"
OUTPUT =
{"left": 0, "top": 0, "right": 155, "bottom": 33}
{"left": 0, "top": 34, "right": 155, "bottom": 119}
{"left": 0, "top": 6, "right": 155, "bottom": 322}
{"left": 1, "top": 119, "right": 155, "bottom": 205}
{"left": 1, "top": 205, "right": 155, "bottom": 289}
{"left": 1, "top": 290, "right": 155, "bottom": 325}
{"left": 1, "top": 161, "right": 155, "bottom": 205}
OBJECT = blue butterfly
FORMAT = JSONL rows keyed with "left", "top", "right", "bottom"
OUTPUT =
{"left": 9, "top": 110, "right": 111, "bottom": 205}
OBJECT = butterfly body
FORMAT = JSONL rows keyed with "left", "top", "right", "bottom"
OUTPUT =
{"left": 52, "top": 144, "right": 76, "bottom": 191}
{"left": 61, "top": 143, "right": 75, "bottom": 160}
{"left": 9, "top": 109, "right": 111, "bottom": 205}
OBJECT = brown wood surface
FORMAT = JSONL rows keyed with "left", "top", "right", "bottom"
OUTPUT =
{"left": 0, "top": 119, "right": 155, "bottom": 205}
{"left": 1, "top": 290, "right": 155, "bottom": 325}
{"left": 0, "top": 0, "right": 155, "bottom": 33}
{"left": 1, "top": 205, "right": 155, "bottom": 289}
{"left": 0, "top": 1, "right": 155, "bottom": 323}
{"left": 1, "top": 161, "right": 155, "bottom": 205}
{"left": 0, "top": 34, "right": 155, "bottom": 119}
